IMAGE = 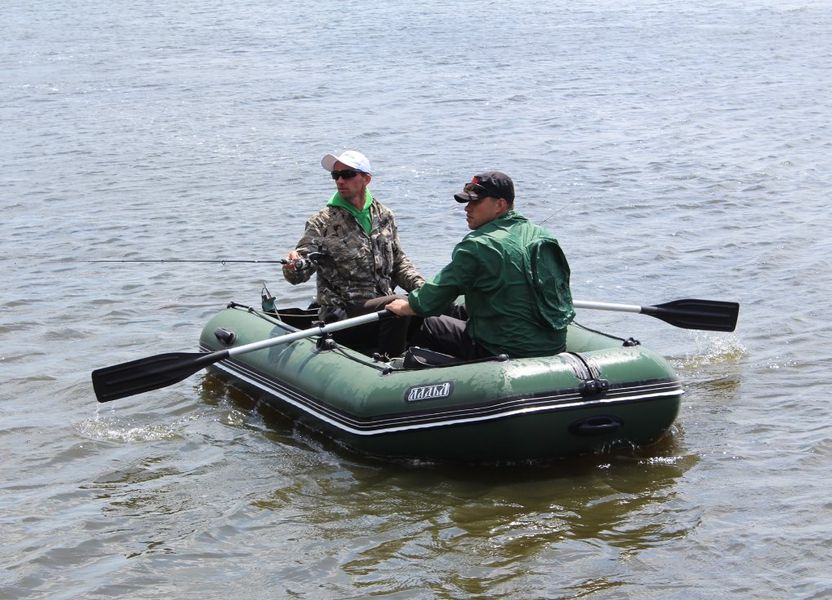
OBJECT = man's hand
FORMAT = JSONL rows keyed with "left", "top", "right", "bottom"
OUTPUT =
{"left": 385, "top": 298, "right": 416, "bottom": 317}
{"left": 283, "top": 250, "right": 304, "bottom": 271}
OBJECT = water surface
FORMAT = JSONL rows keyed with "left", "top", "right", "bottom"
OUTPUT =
{"left": 2, "top": 0, "right": 831, "bottom": 597}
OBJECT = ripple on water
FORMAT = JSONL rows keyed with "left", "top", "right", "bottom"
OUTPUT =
{"left": 3, "top": 1, "right": 832, "bottom": 598}
{"left": 673, "top": 332, "right": 747, "bottom": 369}
{"left": 75, "top": 414, "right": 187, "bottom": 444}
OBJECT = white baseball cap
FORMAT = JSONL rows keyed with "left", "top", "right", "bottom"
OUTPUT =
{"left": 321, "top": 150, "right": 372, "bottom": 174}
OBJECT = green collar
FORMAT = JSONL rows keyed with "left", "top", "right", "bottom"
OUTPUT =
{"left": 327, "top": 190, "right": 373, "bottom": 234}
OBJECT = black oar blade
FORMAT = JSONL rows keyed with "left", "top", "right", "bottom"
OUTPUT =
{"left": 92, "top": 350, "right": 228, "bottom": 403}
{"left": 645, "top": 298, "right": 740, "bottom": 332}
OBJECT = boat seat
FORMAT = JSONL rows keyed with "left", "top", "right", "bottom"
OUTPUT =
{"left": 402, "top": 346, "right": 510, "bottom": 369}
{"left": 270, "top": 307, "right": 316, "bottom": 329}
{"left": 403, "top": 346, "right": 460, "bottom": 369}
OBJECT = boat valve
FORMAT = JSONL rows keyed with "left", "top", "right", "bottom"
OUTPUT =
{"left": 214, "top": 328, "right": 237, "bottom": 345}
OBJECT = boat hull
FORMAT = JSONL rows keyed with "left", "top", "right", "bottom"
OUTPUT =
{"left": 199, "top": 305, "right": 682, "bottom": 462}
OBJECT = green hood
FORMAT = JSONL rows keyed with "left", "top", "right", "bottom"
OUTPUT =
{"left": 327, "top": 190, "right": 373, "bottom": 234}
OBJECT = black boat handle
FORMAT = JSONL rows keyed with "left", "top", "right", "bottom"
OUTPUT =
{"left": 569, "top": 415, "right": 622, "bottom": 436}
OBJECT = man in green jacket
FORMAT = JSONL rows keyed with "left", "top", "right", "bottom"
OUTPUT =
{"left": 386, "top": 171, "right": 574, "bottom": 359}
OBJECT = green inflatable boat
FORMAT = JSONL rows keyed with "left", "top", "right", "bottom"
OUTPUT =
{"left": 197, "top": 301, "right": 684, "bottom": 462}
{"left": 92, "top": 291, "right": 735, "bottom": 463}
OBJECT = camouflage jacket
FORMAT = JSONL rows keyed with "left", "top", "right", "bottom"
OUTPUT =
{"left": 283, "top": 198, "right": 424, "bottom": 318}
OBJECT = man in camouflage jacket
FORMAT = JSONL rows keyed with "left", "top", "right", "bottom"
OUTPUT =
{"left": 283, "top": 150, "right": 424, "bottom": 356}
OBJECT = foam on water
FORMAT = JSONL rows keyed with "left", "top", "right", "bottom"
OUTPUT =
{"left": 76, "top": 414, "right": 187, "bottom": 444}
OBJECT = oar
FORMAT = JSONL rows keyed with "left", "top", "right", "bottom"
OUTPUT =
{"left": 573, "top": 298, "right": 739, "bottom": 332}
{"left": 92, "top": 310, "right": 392, "bottom": 403}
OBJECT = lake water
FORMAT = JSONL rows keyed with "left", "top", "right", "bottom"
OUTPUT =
{"left": 2, "top": 0, "right": 831, "bottom": 597}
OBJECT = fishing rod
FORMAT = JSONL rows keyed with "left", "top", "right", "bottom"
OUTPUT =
{"left": 84, "top": 259, "right": 288, "bottom": 264}
{"left": 83, "top": 252, "right": 325, "bottom": 269}
{"left": 539, "top": 204, "right": 567, "bottom": 225}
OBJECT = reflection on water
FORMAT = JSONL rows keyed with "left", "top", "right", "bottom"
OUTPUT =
{"left": 204, "top": 371, "right": 699, "bottom": 572}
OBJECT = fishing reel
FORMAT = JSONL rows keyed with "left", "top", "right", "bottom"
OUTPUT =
{"left": 286, "top": 251, "right": 324, "bottom": 271}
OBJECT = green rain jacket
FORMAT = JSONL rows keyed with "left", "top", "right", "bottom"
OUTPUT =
{"left": 408, "top": 211, "right": 574, "bottom": 358}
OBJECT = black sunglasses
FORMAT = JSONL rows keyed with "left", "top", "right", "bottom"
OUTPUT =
{"left": 331, "top": 169, "right": 361, "bottom": 180}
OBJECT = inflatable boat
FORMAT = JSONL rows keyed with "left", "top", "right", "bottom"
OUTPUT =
{"left": 92, "top": 292, "right": 736, "bottom": 463}
{"left": 195, "top": 301, "right": 684, "bottom": 462}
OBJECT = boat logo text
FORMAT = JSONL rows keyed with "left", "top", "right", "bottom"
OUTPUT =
{"left": 405, "top": 382, "right": 454, "bottom": 402}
